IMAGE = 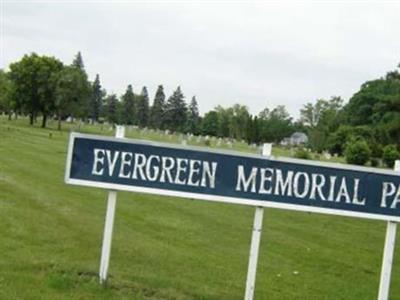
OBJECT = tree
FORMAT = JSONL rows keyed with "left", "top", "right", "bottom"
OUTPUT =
{"left": 342, "top": 67, "right": 400, "bottom": 146}
{"left": 54, "top": 65, "right": 90, "bottom": 130}
{"left": 245, "top": 116, "right": 261, "bottom": 144}
{"left": 258, "top": 105, "right": 293, "bottom": 143}
{"left": 37, "top": 56, "right": 64, "bottom": 127}
{"left": 201, "top": 110, "right": 219, "bottom": 136}
{"left": 72, "top": 51, "right": 85, "bottom": 70}
{"left": 150, "top": 85, "right": 165, "bottom": 129}
{"left": 70, "top": 52, "right": 90, "bottom": 120}
{"left": 300, "top": 97, "right": 344, "bottom": 152}
{"left": 318, "top": 96, "right": 343, "bottom": 132}
{"left": 258, "top": 107, "right": 270, "bottom": 120}
{"left": 300, "top": 98, "right": 343, "bottom": 128}
{"left": 105, "top": 94, "right": 119, "bottom": 124}
{"left": 8, "top": 53, "right": 63, "bottom": 127}
{"left": 382, "top": 145, "right": 400, "bottom": 168}
{"left": 164, "top": 86, "right": 187, "bottom": 132}
{"left": 187, "top": 96, "right": 200, "bottom": 134}
{"left": 215, "top": 105, "right": 232, "bottom": 137}
{"left": 136, "top": 86, "right": 150, "bottom": 127}
{"left": 326, "top": 125, "right": 352, "bottom": 155}
{"left": 300, "top": 102, "right": 318, "bottom": 127}
{"left": 229, "top": 104, "right": 251, "bottom": 140}
{"left": 90, "top": 74, "right": 104, "bottom": 123}
{"left": 0, "top": 69, "right": 13, "bottom": 119}
{"left": 121, "top": 84, "right": 135, "bottom": 125}
{"left": 344, "top": 139, "right": 371, "bottom": 166}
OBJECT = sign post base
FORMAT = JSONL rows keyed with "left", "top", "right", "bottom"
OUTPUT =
{"left": 244, "top": 144, "right": 272, "bottom": 300}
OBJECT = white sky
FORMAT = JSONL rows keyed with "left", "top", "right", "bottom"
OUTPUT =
{"left": 1, "top": 1, "right": 400, "bottom": 118}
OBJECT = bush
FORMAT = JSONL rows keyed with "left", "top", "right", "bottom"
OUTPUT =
{"left": 370, "top": 142, "right": 383, "bottom": 158}
{"left": 382, "top": 145, "right": 400, "bottom": 168}
{"left": 370, "top": 157, "right": 380, "bottom": 167}
{"left": 294, "top": 148, "right": 312, "bottom": 160}
{"left": 345, "top": 139, "right": 371, "bottom": 165}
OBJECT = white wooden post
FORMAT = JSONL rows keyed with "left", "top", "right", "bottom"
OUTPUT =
{"left": 378, "top": 160, "right": 400, "bottom": 300}
{"left": 244, "top": 143, "right": 272, "bottom": 300}
{"left": 99, "top": 125, "right": 125, "bottom": 284}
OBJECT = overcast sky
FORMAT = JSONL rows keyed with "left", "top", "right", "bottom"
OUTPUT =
{"left": 2, "top": 1, "right": 400, "bottom": 118}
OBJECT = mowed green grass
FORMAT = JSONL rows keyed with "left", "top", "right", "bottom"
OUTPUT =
{"left": 0, "top": 117, "right": 399, "bottom": 300}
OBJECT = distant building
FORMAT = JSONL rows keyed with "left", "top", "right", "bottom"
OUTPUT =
{"left": 281, "top": 132, "right": 308, "bottom": 146}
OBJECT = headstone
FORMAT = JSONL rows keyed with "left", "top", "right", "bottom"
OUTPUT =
{"left": 323, "top": 152, "right": 332, "bottom": 160}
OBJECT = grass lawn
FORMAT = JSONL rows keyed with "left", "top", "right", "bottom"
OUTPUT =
{"left": 0, "top": 116, "right": 399, "bottom": 299}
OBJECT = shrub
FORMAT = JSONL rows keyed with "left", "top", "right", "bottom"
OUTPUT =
{"left": 370, "top": 157, "right": 380, "bottom": 167}
{"left": 370, "top": 142, "right": 383, "bottom": 158}
{"left": 345, "top": 139, "right": 371, "bottom": 166}
{"left": 382, "top": 145, "right": 400, "bottom": 168}
{"left": 294, "top": 148, "right": 312, "bottom": 160}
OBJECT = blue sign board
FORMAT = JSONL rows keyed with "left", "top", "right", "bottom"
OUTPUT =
{"left": 65, "top": 133, "right": 400, "bottom": 221}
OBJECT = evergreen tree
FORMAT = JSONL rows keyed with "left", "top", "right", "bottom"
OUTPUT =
{"left": 72, "top": 51, "right": 85, "bottom": 70}
{"left": 90, "top": 74, "right": 103, "bottom": 122}
{"left": 106, "top": 94, "right": 118, "bottom": 124}
{"left": 70, "top": 51, "right": 90, "bottom": 120}
{"left": 245, "top": 116, "right": 261, "bottom": 144}
{"left": 136, "top": 86, "right": 149, "bottom": 127}
{"left": 187, "top": 96, "right": 200, "bottom": 134}
{"left": 165, "top": 86, "right": 188, "bottom": 132}
{"left": 121, "top": 84, "right": 135, "bottom": 125}
{"left": 150, "top": 85, "right": 165, "bottom": 129}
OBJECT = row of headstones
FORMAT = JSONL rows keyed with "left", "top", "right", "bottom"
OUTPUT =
{"left": 122, "top": 126, "right": 243, "bottom": 148}
{"left": 73, "top": 122, "right": 245, "bottom": 149}
{"left": 287, "top": 147, "right": 337, "bottom": 160}
{"left": 75, "top": 123, "right": 335, "bottom": 159}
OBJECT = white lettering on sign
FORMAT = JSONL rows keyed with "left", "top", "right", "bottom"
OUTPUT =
{"left": 236, "top": 166, "right": 257, "bottom": 193}
{"left": 259, "top": 168, "right": 274, "bottom": 194}
{"left": 235, "top": 165, "right": 367, "bottom": 207}
{"left": 381, "top": 182, "right": 400, "bottom": 209}
{"left": 91, "top": 149, "right": 218, "bottom": 189}
{"left": 352, "top": 179, "right": 366, "bottom": 205}
{"left": 310, "top": 174, "right": 326, "bottom": 200}
{"left": 106, "top": 150, "right": 120, "bottom": 177}
{"left": 119, "top": 151, "right": 133, "bottom": 179}
{"left": 92, "top": 148, "right": 105, "bottom": 175}
{"left": 187, "top": 160, "right": 201, "bottom": 186}
{"left": 275, "top": 169, "right": 293, "bottom": 196}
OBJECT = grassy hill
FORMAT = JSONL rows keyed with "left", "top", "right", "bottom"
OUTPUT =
{"left": 0, "top": 117, "right": 399, "bottom": 299}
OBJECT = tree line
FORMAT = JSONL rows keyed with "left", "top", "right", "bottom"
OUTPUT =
{"left": 0, "top": 52, "right": 399, "bottom": 166}
{"left": 0, "top": 52, "right": 298, "bottom": 142}
{"left": 0, "top": 52, "right": 200, "bottom": 132}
